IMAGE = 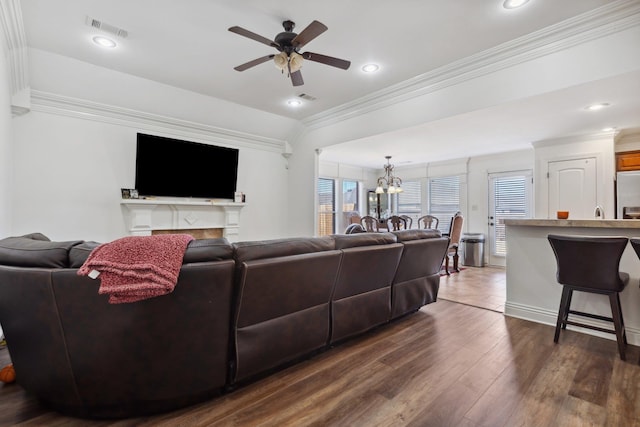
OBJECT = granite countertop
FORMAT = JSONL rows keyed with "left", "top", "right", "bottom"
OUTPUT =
{"left": 504, "top": 219, "right": 640, "bottom": 228}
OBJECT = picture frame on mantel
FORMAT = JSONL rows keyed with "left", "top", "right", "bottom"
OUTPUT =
{"left": 121, "top": 188, "right": 139, "bottom": 199}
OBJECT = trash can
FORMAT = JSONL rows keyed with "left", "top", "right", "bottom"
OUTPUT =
{"left": 460, "top": 233, "right": 485, "bottom": 267}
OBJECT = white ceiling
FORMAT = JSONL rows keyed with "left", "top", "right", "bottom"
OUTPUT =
{"left": 18, "top": 0, "right": 640, "bottom": 168}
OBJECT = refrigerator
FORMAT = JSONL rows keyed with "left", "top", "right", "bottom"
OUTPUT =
{"left": 616, "top": 171, "right": 640, "bottom": 218}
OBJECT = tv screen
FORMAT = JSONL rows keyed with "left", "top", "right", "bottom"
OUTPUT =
{"left": 135, "top": 133, "right": 239, "bottom": 199}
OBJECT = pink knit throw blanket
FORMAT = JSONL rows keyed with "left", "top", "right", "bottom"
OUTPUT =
{"left": 78, "top": 234, "right": 194, "bottom": 304}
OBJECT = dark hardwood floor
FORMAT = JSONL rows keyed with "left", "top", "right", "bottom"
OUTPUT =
{"left": 438, "top": 266, "right": 506, "bottom": 312}
{"left": 1, "top": 267, "right": 639, "bottom": 426}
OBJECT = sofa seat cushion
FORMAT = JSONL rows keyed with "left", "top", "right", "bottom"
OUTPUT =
{"left": 0, "top": 234, "right": 83, "bottom": 268}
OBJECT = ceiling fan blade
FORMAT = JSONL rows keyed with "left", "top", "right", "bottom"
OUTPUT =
{"left": 228, "top": 26, "right": 280, "bottom": 49}
{"left": 302, "top": 52, "right": 351, "bottom": 70}
{"left": 290, "top": 70, "right": 304, "bottom": 86}
{"left": 234, "top": 55, "right": 275, "bottom": 72}
{"left": 291, "top": 20, "right": 328, "bottom": 49}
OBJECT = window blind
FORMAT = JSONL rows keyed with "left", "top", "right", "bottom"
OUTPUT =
{"left": 429, "top": 175, "right": 460, "bottom": 234}
{"left": 342, "top": 180, "right": 358, "bottom": 212}
{"left": 317, "top": 178, "right": 336, "bottom": 236}
{"left": 493, "top": 176, "right": 528, "bottom": 255}
{"left": 397, "top": 181, "right": 422, "bottom": 223}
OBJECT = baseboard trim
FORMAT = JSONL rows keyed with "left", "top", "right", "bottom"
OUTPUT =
{"left": 505, "top": 301, "right": 640, "bottom": 346}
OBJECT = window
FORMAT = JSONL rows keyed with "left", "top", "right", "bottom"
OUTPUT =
{"left": 491, "top": 174, "right": 531, "bottom": 257}
{"left": 397, "top": 181, "right": 422, "bottom": 224}
{"left": 429, "top": 175, "right": 460, "bottom": 234}
{"left": 342, "top": 180, "right": 359, "bottom": 213}
{"left": 317, "top": 178, "right": 336, "bottom": 236}
{"left": 342, "top": 179, "right": 360, "bottom": 228}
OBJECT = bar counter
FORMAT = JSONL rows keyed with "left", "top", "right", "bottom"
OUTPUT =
{"left": 504, "top": 219, "right": 640, "bottom": 346}
{"left": 505, "top": 219, "right": 640, "bottom": 229}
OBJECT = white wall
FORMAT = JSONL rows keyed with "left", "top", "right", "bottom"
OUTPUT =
{"left": 8, "top": 49, "right": 299, "bottom": 242}
{"left": 11, "top": 108, "right": 290, "bottom": 242}
{"left": 0, "top": 27, "right": 13, "bottom": 237}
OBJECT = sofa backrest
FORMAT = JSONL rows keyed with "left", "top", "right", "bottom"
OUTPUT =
{"left": 392, "top": 229, "right": 442, "bottom": 241}
{"left": 389, "top": 232, "right": 450, "bottom": 319}
{"left": 67, "top": 237, "right": 234, "bottom": 268}
{"left": 0, "top": 234, "right": 83, "bottom": 268}
{"left": 332, "top": 232, "right": 397, "bottom": 249}
{"left": 0, "top": 234, "right": 237, "bottom": 417}
{"left": 231, "top": 237, "right": 342, "bottom": 382}
{"left": 330, "top": 232, "right": 404, "bottom": 344}
{"left": 232, "top": 236, "right": 335, "bottom": 262}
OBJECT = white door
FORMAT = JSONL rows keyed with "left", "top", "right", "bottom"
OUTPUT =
{"left": 548, "top": 158, "right": 597, "bottom": 219}
{"left": 488, "top": 171, "right": 533, "bottom": 267}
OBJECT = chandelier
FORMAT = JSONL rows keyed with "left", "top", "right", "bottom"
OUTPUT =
{"left": 375, "top": 156, "right": 403, "bottom": 194}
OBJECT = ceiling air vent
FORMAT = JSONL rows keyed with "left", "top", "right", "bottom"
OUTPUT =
{"left": 85, "top": 16, "right": 128, "bottom": 38}
{"left": 298, "top": 93, "right": 317, "bottom": 101}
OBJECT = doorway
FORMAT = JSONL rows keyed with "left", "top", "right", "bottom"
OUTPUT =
{"left": 488, "top": 171, "right": 533, "bottom": 267}
{"left": 548, "top": 157, "right": 597, "bottom": 219}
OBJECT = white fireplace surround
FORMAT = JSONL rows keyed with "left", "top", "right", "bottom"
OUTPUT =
{"left": 121, "top": 198, "right": 245, "bottom": 241}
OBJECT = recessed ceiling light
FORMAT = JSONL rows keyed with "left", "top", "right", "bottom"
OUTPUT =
{"left": 585, "top": 103, "right": 610, "bottom": 111}
{"left": 92, "top": 36, "right": 117, "bottom": 48}
{"left": 287, "top": 99, "right": 302, "bottom": 107}
{"left": 503, "top": 0, "right": 530, "bottom": 9}
{"left": 362, "top": 64, "right": 380, "bottom": 73}
{"left": 602, "top": 127, "right": 616, "bottom": 132}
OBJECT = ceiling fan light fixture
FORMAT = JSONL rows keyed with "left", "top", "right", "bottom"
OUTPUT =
{"left": 503, "top": 0, "right": 530, "bottom": 9}
{"left": 274, "top": 52, "right": 304, "bottom": 74}
{"left": 274, "top": 52, "right": 288, "bottom": 71}
{"left": 289, "top": 52, "right": 304, "bottom": 73}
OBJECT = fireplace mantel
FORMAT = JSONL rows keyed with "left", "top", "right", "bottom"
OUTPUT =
{"left": 121, "top": 199, "right": 245, "bottom": 241}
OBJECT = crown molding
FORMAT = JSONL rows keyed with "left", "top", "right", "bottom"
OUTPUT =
{"left": 302, "top": 0, "right": 640, "bottom": 130}
{"left": 29, "top": 90, "right": 286, "bottom": 153}
{"left": 0, "top": 0, "right": 28, "bottom": 96}
{"left": 531, "top": 132, "right": 614, "bottom": 148}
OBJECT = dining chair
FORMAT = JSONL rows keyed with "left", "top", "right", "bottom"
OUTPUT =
{"left": 387, "top": 215, "right": 407, "bottom": 231}
{"left": 360, "top": 216, "right": 379, "bottom": 232}
{"left": 443, "top": 212, "right": 463, "bottom": 275}
{"left": 399, "top": 215, "right": 413, "bottom": 229}
{"left": 417, "top": 215, "right": 439, "bottom": 230}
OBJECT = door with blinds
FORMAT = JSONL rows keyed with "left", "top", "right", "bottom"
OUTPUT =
{"left": 488, "top": 171, "right": 532, "bottom": 267}
{"left": 429, "top": 176, "right": 460, "bottom": 235}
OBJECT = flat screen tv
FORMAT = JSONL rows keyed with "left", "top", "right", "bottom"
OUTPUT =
{"left": 135, "top": 133, "right": 239, "bottom": 199}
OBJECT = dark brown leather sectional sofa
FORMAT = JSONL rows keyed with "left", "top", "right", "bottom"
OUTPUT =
{"left": 0, "top": 230, "right": 448, "bottom": 419}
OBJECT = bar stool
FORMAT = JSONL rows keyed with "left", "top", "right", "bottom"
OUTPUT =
{"left": 629, "top": 238, "right": 640, "bottom": 261}
{"left": 547, "top": 234, "right": 629, "bottom": 360}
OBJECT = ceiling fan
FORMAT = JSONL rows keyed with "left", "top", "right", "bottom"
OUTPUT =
{"left": 228, "top": 20, "right": 351, "bottom": 87}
